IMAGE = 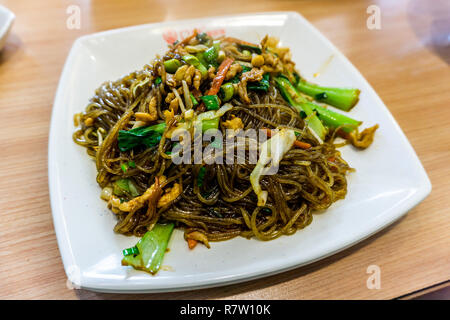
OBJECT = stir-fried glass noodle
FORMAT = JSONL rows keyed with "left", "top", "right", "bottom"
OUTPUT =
{"left": 73, "top": 31, "right": 377, "bottom": 273}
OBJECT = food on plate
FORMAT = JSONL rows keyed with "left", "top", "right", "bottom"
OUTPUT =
{"left": 73, "top": 30, "right": 378, "bottom": 274}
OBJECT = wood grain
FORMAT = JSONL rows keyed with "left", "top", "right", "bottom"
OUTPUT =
{"left": 0, "top": 0, "right": 449, "bottom": 300}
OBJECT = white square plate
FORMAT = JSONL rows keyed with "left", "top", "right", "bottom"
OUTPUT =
{"left": 49, "top": 12, "right": 431, "bottom": 293}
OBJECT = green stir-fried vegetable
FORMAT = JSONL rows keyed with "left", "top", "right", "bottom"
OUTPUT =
{"left": 275, "top": 76, "right": 327, "bottom": 141}
{"left": 118, "top": 122, "right": 166, "bottom": 152}
{"left": 296, "top": 80, "right": 360, "bottom": 111}
{"left": 122, "top": 223, "right": 174, "bottom": 274}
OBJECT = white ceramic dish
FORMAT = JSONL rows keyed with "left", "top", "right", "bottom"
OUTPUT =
{"left": 49, "top": 12, "right": 431, "bottom": 293}
{"left": 0, "top": 5, "right": 15, "bottom": 51}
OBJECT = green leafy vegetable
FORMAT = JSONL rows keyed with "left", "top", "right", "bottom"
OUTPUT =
{"left": 248, "top": 74, "right": 270, "bottom": 92}
{"left": 121, "top": 223, "right": 174, "bottom": 274}
{"left": 118, "top": 122, "right": 166, "bottom": 152}
{"left": 154, "top": 77, "right": 162, "bottom": 85}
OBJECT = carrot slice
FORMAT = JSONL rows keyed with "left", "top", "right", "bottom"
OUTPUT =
{"left": 197, "top": 57, "right": 234, "bottom": 112}
{"left": 187, "top": 239, "right": 198, "bottom": 250}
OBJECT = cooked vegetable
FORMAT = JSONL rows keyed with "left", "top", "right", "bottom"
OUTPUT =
{"left": 190, "top": 93, "right": 199, "bottom": 106}
{"left": 200, "top": 95, "right": 220, "bottom": 110}
{"left": 163, "top": 59, "right": 182, "bottom": 73}
{"left": 121, "top": 223, "right": 174, "bottom": 274}
{"left": 122, "top": 246, "right": 139, "bottom": 256}
{"left": 248, "top": 73, "right": 270, "bottom": 92}
{"left": 220, "top": 82, "right": 234, "bottom": 101}
{"left": 197, "top": 57, "right": 234, "bottom": 112}
{"left": 113, "top": 178, "right": 140, "bottom": 197}
{"left": 262, "top": 128, "right": 311, "bottom": 149}
{"left": 118, "top": 122, "right": 166, "bottom": 152}
{"left": 308, "top": 103, "right": 361, "bottom": 133}
{"left": 275, "top": 76, "right": 327, "bottom": 142}
{"left": 203, "top": 40, "right": 220, "bottom": 65}
{"left": 296, "top": 80, "right": 360, "bottom": 111}
{"left": 250, "top": 128, "right": 297, "bottom": 206}
{"left": 182, "top": 54, "right": 208, "bottom": 77}
{"left": 201, "top": 118, "right": 219, "bottom": 132}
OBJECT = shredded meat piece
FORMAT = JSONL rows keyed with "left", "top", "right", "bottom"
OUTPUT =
{"left": 225, "top": 63, "right": 242, "bottom": 80}
{"left": 157, "top": 183, "right": 182, "bottom": 208}
{"left": 113, "top": 177, "right": 166, "bottom": 213}
{"left": 238, "top": 68, "right": 264, "bottom": 104}
{"left": 347, "top": 124, "right": 379, "bottom": 149}
{"left": 193, "top": 69, "right": 202, "bottom": 90}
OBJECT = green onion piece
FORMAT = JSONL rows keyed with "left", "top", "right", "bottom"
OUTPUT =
{"left": 202, "top": 118, "right": 219, "bottom": 132}
{"left": 154, "top": 77, "right": 162, "bottom": 85}
{"left": 128, "top": 160, "right": 136, "bottom": 168}
{"left": 203, "top": 40, "right": 220, "bottom": 64}
{"left": 122, "top": 246, "right": 139, "bottom": 256}
{"left": 118, "top": 122, "right": 166, "bottom": 152}
{"left": 200, "top": 95, "right": 220, "bottom": 110}
{"left": 197, "top": 167, "right": 206, "bottom": 187}
{"left": 121, "top": 163, "right": 128, "bottom": 173}
{"left": 195, "top": 52, "right": 209, "bottom": 68}
{"left": 220, "top": 83, "right": 234, "bottom": 102}
{"left": 296, "top": 80, "right": 360, "bottom": 111}
{"left": 182, "top": 54, "right": 208, "bottom": 77}
{"left": 163, "top": 59, "right": 182, "bottom": 73}
{"left": 190, "top": 93, "right": 199, "bottom": 106}
{"left": 121, "top": 223, "right": 175, "bottom": 274}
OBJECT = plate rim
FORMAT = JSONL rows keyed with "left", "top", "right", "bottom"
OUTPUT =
{"left": 48, "top": 11, "right": 432, "bottom": 293}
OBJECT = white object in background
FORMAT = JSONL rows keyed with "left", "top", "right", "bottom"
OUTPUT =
{"left": 0, "top": 5, "right": 14, "bottom": 51}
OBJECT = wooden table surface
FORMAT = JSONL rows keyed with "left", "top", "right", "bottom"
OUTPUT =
{"left": 0, "top": 0, "right": 449, "bottom": 300}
